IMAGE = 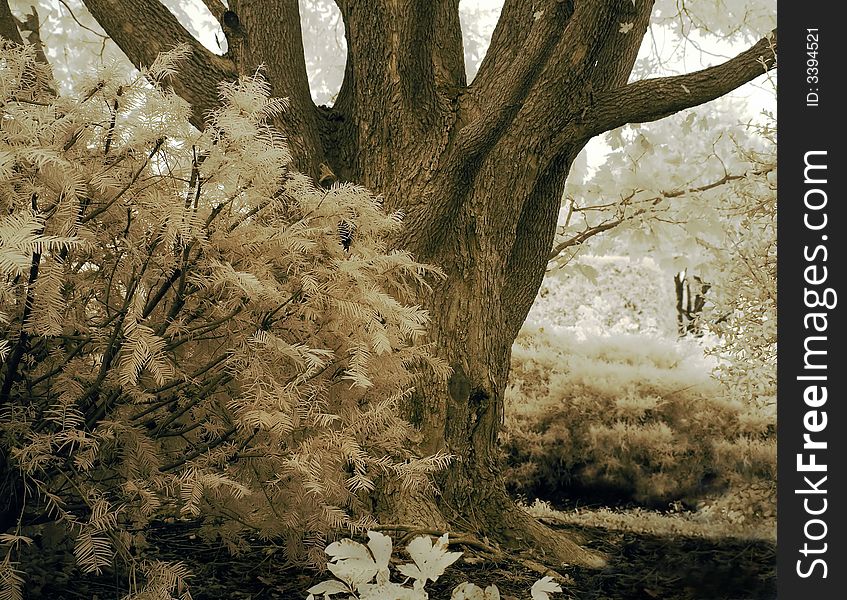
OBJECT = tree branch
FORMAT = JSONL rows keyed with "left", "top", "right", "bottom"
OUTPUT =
{"left": 16, "top": 4, "right": 50, "bottom": 65}
{"left": 329, "top": 0, "right": 464, "bottom": 193}
{"left": 506, "top": 0, "right": 620, "bottom": 143}
{"left": 397, "top": 0, "right": 437, "bottom": 114}
{"left": 547, "top": 167, "right": 776, "bottom": 261}
{"left": 471, "top": 0, "right": 541, "bottom": 92}
{"left": 338, "top": 0, "right": 463, "bottom": 115}
{"left": 590, "top": 0, "right": 654, "bottom": 91}
{"left": 432, "top": 0, "right": 466, "bottom": 93}
{"left": 548, "top": 218, "right": 624, "bottom": 260}
{"left": 580, "top": 29, "right": 777, "bottom": 138}
{"left": 81, "top": 0, "right": 236, "bottom": 129}
{"left": 457, "top": 1, "right": 574, "bottom": 160}
{"left": 500, "top": 149, "right": 575, "bottom": 340}
{"left": 199, "top": 0, "right": 227, "bottom": 23}
{"left": 227, "top": 0, "right": 324, "bottom": 174}
{"left": 0, "top": 0, "right": 23, "bottom": 45}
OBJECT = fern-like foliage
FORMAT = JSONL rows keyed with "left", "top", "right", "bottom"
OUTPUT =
{"left": 0, "top": 42, "right": 449, "bottom": 597}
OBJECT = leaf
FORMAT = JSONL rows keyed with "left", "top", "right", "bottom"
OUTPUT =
{"left": 358, "top": 581, "right": 425, "bottom": 600}
{"left": 619, "top": 22, "right": 634, "bottom": 33}
{"left": 452, "top": 582, "right": 485, "bottom": 600}
{"left": 398, "top": 534, "right": 463, "bottom": 585}
{"left": 325, "top": 538, "right": 379, "bottom": 588}
{"left": 306, "top": 579, "right": 352, "bottom": 599}
{"left": 530, "top": 576, "right": 562, "bottom": 600}
{"left": 367, "top": 530, "right": 393, "bottom": 583}
{"left": 450, "top": 582, "right": 500, "bottom": 600}
{"left": 0, "top": 534, "right": 33, "bottom": 545}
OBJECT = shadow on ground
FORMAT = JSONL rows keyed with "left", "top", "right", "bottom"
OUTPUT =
{"left": 26, "top": 520, "right": 775, "bottom": 599}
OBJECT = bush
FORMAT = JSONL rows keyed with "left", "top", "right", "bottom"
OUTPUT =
{"left": 0, "top": 43, "right": 448, "bottom": 597}
{"left": 529, "top": 256, "right": 677, "bottom": 338}
{"left": 502, "top": 324, "right": 775, "bottom": 509}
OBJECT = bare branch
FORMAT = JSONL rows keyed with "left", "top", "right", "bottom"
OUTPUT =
{"left": 580, "top": 29, "right": 777, "bottom": 138}
{"left": 548, "top": 218, "right": 625, "bottom": 260}
{"left": 81, "top": 0, "right": 236, "bottom": 129}
{"left": 58, "top": 0, "right": 108, "bottom": 42}
{"left": 547, "top": 167, "right": 776, "bottom": 261}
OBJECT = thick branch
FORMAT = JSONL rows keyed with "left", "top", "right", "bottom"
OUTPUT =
{"left": 458, "top": 1, "right": 573, "bottom": 159}
{"left": 501, "top": 149, "right": 576, "bottom": 339}
{"left": 0, "top": 0, "right": 23, "bottom": 44}
{"left": 471, "top": 0, "right": 541, "bottom": 92}
{"left": 330, "top": 0, "right": 464, "bottom": 195}
{"left": 432, "top": 0, "right": 466, "bottom": 93}
{"left": 397, "top": 1, "right": 437, "bottom": 114}
{"left": 336, "top": 1, "right": 458, "bottom": 121}
{"left": 508, "top": 0, "right": 618, "bottom": 140}
{"left": 590, "top": 0, "right": 654, "bottom": 91}
{"left": 81, "top": 0, "right": 235, "bottom": 129}
{"left": 581, "top": 29, "right": 777, "bottom": 138}
{"left": 226, "top": 0, "right": 325, "bottom": 174}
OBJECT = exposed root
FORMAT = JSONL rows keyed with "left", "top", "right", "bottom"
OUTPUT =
{"left": 373, "top": 476, "right": 606, "bottom": 570}
{"left": 374, "top": 523, "right": 573, "bottom": 583}
{"left": 442, "top": 489, "right": 608, "bottom": 569}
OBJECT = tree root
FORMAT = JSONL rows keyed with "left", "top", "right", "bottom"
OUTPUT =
{"left": 373, "top": 522, "right": 584, "bottom": 584}
{"left": 373, "top": 476, "right": 605, "bottom": 570}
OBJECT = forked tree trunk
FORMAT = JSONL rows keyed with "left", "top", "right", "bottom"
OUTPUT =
{"left": 2, "top": 0, "right": 775, "bottom": 568}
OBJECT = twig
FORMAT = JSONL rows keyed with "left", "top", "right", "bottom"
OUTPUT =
{"left": 57, "top": 0, "right": 108, "bottom": 40}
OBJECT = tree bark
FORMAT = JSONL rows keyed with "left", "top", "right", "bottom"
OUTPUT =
{"left": 77, "top": 0, "right": 777, "bottom": 568}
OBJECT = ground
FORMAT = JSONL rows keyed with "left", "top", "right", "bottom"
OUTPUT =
{"left": 24, "top": 515, "right": 775, "bottom": 600}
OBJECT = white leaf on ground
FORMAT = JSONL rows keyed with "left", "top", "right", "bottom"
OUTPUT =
{"left": 398, "top": 533, "right": 463, "bottom": 584}
{"left": 306, "top": 579, "right": 351, "bottom": 599}
{"left": 530, "top": 576, "right": 563, "bottom": 600}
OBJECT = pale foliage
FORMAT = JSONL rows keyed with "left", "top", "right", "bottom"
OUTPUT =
{"left": 703, "top": 117, "right": 776, "bottom": 409}
{"left": 306, "top": 530, "right": 561, "bottom": 600}
{"left": 523, "top": 497, "right": 774, "bottom": 541}
{"left": 555, "top": 90, "right": 777, "bottom": 408}
{"left": 0, "top": 43, "right": 450, "bottom": 597}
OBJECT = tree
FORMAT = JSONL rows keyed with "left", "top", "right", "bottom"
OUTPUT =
{"left": 0, "top": 0, "right": 777, "bottom": 567}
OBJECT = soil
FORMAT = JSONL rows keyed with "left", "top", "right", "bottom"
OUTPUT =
{"left": 25, "top": 520, "right": 776, "bottom": 600}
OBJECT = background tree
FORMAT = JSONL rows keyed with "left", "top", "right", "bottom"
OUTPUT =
{"left": 0, "top": 0, "right": 777, "bottom": 567}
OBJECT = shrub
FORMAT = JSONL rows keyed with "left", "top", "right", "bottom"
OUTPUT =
{"left": 502, "top": 324, "right": 775, "bottom": 508}
{"left": 0, "top": 43, "right": 448, "bottom": 597}
{"left": 529, "top": 256, "right": 677, "bottom": 339}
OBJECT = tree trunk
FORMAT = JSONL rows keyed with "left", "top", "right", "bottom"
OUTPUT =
{"left": 67, "top": 0, "right": 776, "bottom": 569}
